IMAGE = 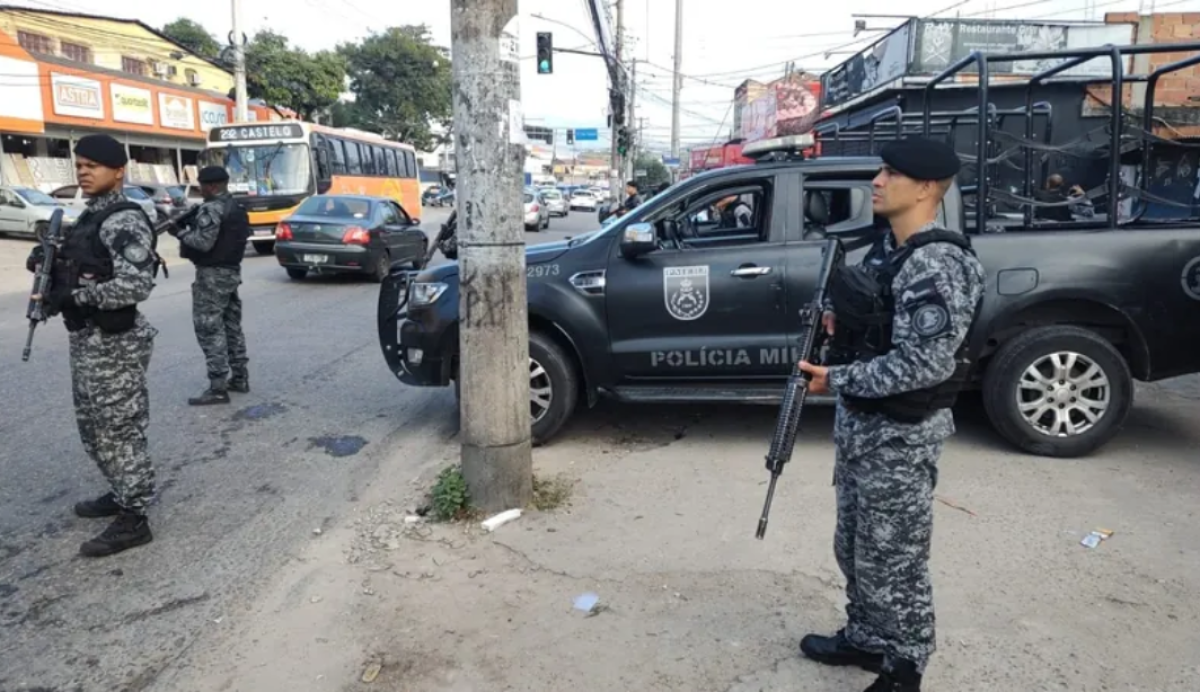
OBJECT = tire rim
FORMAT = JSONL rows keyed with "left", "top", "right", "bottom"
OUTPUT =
{"left": 1016, "top": 351, "right": 1110, "bottom": 437}
{"left": 530, "top": 357, "right": 552, "bottom": 423}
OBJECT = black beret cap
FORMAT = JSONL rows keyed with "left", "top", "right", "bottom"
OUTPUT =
{"left": 73, "top": 134, "right": 127, "bottom": 169}
{"left": 880, "top": 137, "right": 961, "bottom": 181}
{"left": 197, "top": 165, "right": 230, "bottom": 183}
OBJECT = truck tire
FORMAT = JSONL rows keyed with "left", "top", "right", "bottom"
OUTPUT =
{"left": 529, "top": 330, "right": 578, "bottom": 445}
{"left": 982, "top": 325, "right": 1132, "bottom": 458}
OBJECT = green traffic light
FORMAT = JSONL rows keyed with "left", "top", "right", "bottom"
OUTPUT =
{"left": 539, "top": 60, "right": 550, "bottom": 73}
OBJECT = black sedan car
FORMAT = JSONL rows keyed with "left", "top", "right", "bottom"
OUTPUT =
{"left": 273, "top": 194, "right": 428, "bottom": 282}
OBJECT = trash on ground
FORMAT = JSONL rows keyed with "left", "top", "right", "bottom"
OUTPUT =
{"left": 573, "top": 591, "right": 600, "bottom": 612}
{"left": 935, "top": 495, "right": 977, "bottom": 517}
{"left": 361, "top": 661, "right": 382, "bottom": 683}
{"left": 1081, "top": 528, "right": 1114, "bottom": 548}
{"left": 404, "top": 515, "right": 422, "bottom": 524}
{"left": 481, "top": 508, "right": 522, "bottom": 532}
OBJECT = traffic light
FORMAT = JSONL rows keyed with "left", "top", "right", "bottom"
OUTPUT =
{"left": 566, "top": 129, "right": 574, "bottom": 145}
{"left": 617, "top": 126, "right": 631, "bottom": 156}
{"left": 537, "top": 32, "right": 553, "bottom": 74}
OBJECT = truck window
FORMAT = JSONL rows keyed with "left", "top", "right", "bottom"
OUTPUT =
{"left": 671, "top": 180, "right": 771, "bottom": 248}
{"left": 803, "top": 183, "right": 875, "bottom": 234}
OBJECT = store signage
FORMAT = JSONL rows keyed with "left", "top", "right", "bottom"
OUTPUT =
{"left": 51, "top": 72, "right": 103, "bottom": 120}
{"left": 111, "top": 83, "right": 154, "bottom": 126}
{"left": 198, "top": 101, "right": 230, "bottom": 131}
{"left": 158, "top": 93, "right": 195, "bottom": 130}
{"left": 208, "top": 123, "right": 304, "bottom": 143}
{"left": 821, "top": 22, "right": 912, "bottom": 110}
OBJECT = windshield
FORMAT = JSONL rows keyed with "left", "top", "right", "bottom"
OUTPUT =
{"left": 542, "top": 190, "right": 560, "bottom": 199}
{"left": 573, "top": 191, "right": 593, "bottom": 198}
{"left": 524, "top": 193, "right": 535, "bottom": 204}
{"left": 165, "top": 186, "right": 185, "bottom": 201}
{"left": 201, "top": 143, "right": 312, "bottom": 196}
{"left": 13, "top": 187, "right": 56, "bottom": 205}
{"left": 123, "top": 186, "right": 149, "bottom": 200}
{"left": 295, "top": 196, "right": 372, "bottom": 219}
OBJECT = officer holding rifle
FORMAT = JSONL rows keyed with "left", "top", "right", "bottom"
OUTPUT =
{"left": 796, "top": 138, "right": 986, "bottom": 692}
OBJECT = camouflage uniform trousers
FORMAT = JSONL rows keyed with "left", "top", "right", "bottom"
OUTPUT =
{"left": 192, "top": 265, "right": 248, "bottom": 382}
{"left": 833, "top": 438, "right": 940, "bottom": 674}
{"left": 68, "top": 315, "right": 159, "bottom": 513}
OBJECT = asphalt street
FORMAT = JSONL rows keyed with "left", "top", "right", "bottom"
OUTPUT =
{"left": 0, "top": 204, "right": 592, "bottom": 691}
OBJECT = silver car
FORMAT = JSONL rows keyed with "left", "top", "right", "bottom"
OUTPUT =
{"left": 539, "top": 188, "right": 568, "bottom": 217}
{"left": 523, "top": 189, "right": 550, "bottom": 231}
{"left": 0, "top": 185, "right": 82, "bottom": 240}
{"left": 50, "top": 184, "right": 160, "bottom": 224}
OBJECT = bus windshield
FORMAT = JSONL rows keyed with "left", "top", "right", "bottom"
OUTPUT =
{"left": 201, "top": 143, "right": 312, "bottom": 196}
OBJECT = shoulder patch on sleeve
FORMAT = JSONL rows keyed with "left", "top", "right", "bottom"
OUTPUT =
{"left": 898, "top": 275, "right": 953, "bottom": 341}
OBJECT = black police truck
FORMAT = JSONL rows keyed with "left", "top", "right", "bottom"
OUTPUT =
{"left": 377, "top": 42, "right": 1200, "bottom": 459}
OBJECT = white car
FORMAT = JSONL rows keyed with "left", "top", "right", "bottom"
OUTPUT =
{"left": 0, "top": 185, "right": 81, "bottom": 239}
{"left": 50, "top": 184, "right": 160, "bottom": 224}
{"left": 523, "top": 189, "right": 549, "bottom": 231}
{"left": 569, "top": 190, "right": 598, "bottom": 211}
{"left": 540, "top": 189, "right": 568, "bottom": 216}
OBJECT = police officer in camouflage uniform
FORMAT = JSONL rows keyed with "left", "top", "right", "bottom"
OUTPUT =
{"left": 26, "top": 133, "right": 161, "bottom": 558}
{"left": 797, "top": 138, "right": 986, "bottom": 691}
{"left": 168, "top": 165, "right": 251, "bottom": 405}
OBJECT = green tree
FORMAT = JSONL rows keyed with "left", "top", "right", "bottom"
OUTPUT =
{"left": 634, "top": 153, "right": 671, "bottom": 187}
{"left": 337, "top": 25, "right": 452, "bottom": 150}
{"left": 243, "top": 30, "right": 346, "bottom": 120}
{"left": 161, "top": 18, "right": 221, "bottom": 60}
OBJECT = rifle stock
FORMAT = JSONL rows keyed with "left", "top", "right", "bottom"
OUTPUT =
{"left": 22, "top": 208, "right": 65, "bottom": 362}
{"left": 755, "top": 237, "right": 845, "bottom": 540}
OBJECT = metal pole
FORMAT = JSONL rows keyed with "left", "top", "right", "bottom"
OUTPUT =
{"left": 609, "top": 0, "right": 624, "bottom": 202}
{"left": 450, "top": 0, "right": 533, "bottom": 512}
{"left": 231, "top": 0, "right": 249, "bottom": 121}
{"left": 626, "top": 59, "right": 636, "bottom": 183}
{"left": 671, "top": 0, "right": 682, "bottom": 159}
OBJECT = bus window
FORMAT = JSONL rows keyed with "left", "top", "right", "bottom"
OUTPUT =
{"left": 344, "top": 141, "right": 361, "bottom": 175}
{"left": 387, "top": 149, "right": 399, "bottom": 177}
{"left": 329, "top": 137, "right": 346, "bottom": 174}
{"left": 405, "top": 151, "right": 417, "bottom": 179}
{"left": 363, "top": 145, "right": 377, "bottom": 175}
{"left": 375, "top": 147, "right": 388, "bottom": 177}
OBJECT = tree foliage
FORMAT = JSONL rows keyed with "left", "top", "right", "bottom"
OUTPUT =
{"left": 161, "top": 18, "right": 220, "bottom": 60}
{"left": 635, "top": 154, "right": 671, "bottom": 187}
{"left": 336, "top": 25, "right": 452, "bottom": 150}
{"left": 244, "top": 30, "right": 346, "bottom": 121}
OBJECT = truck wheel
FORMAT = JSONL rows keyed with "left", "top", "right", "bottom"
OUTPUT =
{"left": 529, "top": 330, "right": 578, "bottom": 445}
{"left": 982, "top": 325, "right": 1132, "bottom": 458}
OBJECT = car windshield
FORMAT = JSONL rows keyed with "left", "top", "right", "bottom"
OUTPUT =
{"left": 200, "top": 143, "right": 312, "bottom": 196}
{"left": 542, "top": 190, "right": 560, "bottom": 199}
{"left": 573, "top": 191, "right": 593, "bottom": 198}
{"left": 294, "top": 196, "right": 372, "bottom": 219}
{"left": 165, "top": 186, "right": 185, "bottom": 201}
{"left": 124, "top": 186, "right": 149, "bottom": 200}
{"left": 13, "top": 187, "right": 56, "bottom": 205}
{"left": 524, "top": 193, "right": 534, "bottom": 203}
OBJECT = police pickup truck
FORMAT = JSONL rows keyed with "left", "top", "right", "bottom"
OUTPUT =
{"left": 377, "top": 142, "right": 1200, "bottom": 459}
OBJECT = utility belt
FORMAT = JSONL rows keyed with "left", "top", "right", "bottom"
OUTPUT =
{"left": 62, "top": 304, "right": 139, "bottom": 334}
{"left": 840, "top": 356, "right": 972, "bottom": 424}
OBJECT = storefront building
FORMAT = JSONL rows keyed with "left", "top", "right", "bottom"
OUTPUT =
{"left": 0, "top": 7, "right": 285, "bottom": 192}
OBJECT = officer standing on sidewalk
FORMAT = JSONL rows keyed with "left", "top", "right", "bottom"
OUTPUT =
{"left": 168, "top": 165, "right": 251, "bottom": 405}
{"left": 26, "top": 133, "right": 160, "bottom": 557}
{"left": 795, "top": 138, "right": 986, "bottom": 692}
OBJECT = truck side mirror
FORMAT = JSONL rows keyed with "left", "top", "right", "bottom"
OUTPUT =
{"left": 619, "top": 222, "right": 657, "bottom": 259}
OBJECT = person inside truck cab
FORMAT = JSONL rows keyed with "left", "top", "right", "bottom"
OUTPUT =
{"left": 715, "top": 194, "right": 753, "bottom": 228}
{"left": 1035, "top": 173, "right": 1074, "bottom": 222}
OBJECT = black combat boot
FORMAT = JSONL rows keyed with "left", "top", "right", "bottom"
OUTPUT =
{"left": 864, "top": 659, "right": 922, "bottom": 692}
{"left": 74, "top": 491, "right": 123, "bottom": 518}
{"left": 799, "top": 629, "right": 884, "bottom": 672}
{"left": 228, "top": 372, "right": 250, "bottom": 393}
{"left": 188, "top": 380, "right": 230, "bottom": 405}
{"left": 79, "top": 512, "right": 153, "bottom": 557}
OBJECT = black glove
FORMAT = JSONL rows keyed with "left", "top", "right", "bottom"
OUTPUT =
{"left": 26, "top": 245, "right": 44, "bottom": 273}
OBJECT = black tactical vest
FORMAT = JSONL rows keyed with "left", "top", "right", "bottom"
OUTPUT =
{"left": 179, "top": 195, "right": 251, "bottom": 267}
{"left": 828, "top": 228, "right": 983, "bottom": 424}
{"left": 55, "top": 200, "right": 156, "bottom": 333}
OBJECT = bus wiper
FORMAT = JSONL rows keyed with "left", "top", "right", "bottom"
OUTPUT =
{"left": 261, "top": 142, "right": 285, "bottom": 191}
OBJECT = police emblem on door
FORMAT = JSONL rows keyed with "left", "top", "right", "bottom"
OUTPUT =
{"left": 664, "top": 266, "right": 710, "bottom": 321}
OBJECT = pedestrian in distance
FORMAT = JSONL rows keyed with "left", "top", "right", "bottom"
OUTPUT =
{"left": 795, "top": 137, "right": 987, "bottom": 691}
{"left": 166, "top": 165, "right": 252, "bottom": 405}
{"left": 25, "top": 133, "right": 163, "bottom": 558}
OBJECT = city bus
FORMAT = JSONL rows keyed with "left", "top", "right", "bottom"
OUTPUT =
{"left": 200, "top": 121, "right": 423, "bottom": 254}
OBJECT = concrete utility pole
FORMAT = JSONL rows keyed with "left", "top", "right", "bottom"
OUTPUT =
{"left": 450, "top": 0, "right": 533, "bottom": 512}
{"left": 609, "top": 0, "right": 624, "bottom": 200}
{"left": 671, "top": 0, "right": 683, "bottom": 160}
{"left": 626, "top": 58, "right": 636, "bottom": 183}
{"left": 230, "top": 0, "right": 248, "bottom": 121}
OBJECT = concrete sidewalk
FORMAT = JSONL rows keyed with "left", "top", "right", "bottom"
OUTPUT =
{"left": 161, "top": 389, "right": 1200, "bottom": 692}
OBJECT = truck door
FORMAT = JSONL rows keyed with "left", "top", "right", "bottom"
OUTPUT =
{"left": 604, "top": 171, "right": 793, "bottom": 380}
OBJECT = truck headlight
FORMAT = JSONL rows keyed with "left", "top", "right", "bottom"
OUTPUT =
{"left": 409, "top": 281, "right": 448, "bottom": 307}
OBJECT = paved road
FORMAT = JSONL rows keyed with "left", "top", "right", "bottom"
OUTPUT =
{"left": 0, "top": 205, "right": 596, "bottom": 691}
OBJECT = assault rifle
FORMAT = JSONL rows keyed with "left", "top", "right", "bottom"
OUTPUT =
{"left": 22, "top": 208, "right": 65, "bottom": 362}
{"left": 755, "top": 236, "right": 845, "bottom": 540}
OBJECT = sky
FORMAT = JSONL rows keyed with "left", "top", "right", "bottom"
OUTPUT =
{"left": 12, "top": 0, "right": 1193, "bottom": 154}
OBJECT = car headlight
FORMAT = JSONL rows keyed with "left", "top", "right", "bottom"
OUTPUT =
{"left": 409, "top": 281, "right": 448, "bottom": 307}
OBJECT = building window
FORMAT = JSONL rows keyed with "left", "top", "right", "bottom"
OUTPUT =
{"left": 60, "top": 41, "right": 93, "bottom": 64}
{"left": 16, "top": 31, "right": 52, "bottom": 54}
{"left": 121, "top": 56, "right": 148, "bottom": 76}
{"left": 184, "top": 68, "right": 200, "bottom": 86}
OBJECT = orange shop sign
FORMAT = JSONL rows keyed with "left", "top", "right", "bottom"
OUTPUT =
{"left": 51, "top": 72, "right": 103, "bottom": 120}
{"left": 158, "top": 92, "right": 195, "bottom": 131}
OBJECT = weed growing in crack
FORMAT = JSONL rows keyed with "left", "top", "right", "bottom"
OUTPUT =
{"left": 431, "top": 465, "right": 470, "bottom": 521}
{"left": 532, "top": 474, "right": 573, "bottom": 511}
